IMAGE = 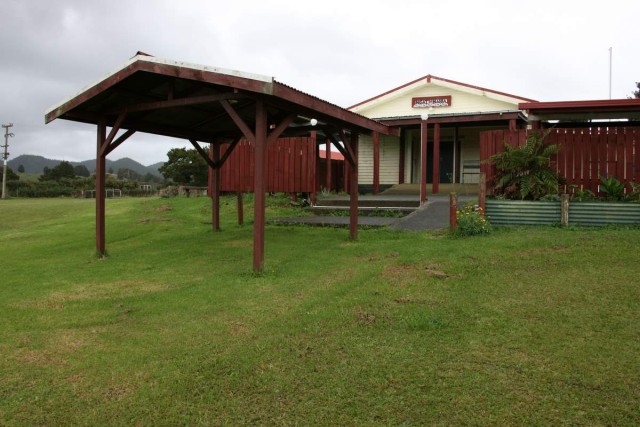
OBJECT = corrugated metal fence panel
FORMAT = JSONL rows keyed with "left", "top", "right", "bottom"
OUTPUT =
{"left": 569, "top": 203, "right": 640, "bottom": 226}
{"left": 485, "top": 200, "right": 561, "bottom": 225}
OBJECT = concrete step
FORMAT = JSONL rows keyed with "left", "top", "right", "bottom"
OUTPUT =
{"left": 314, "top": 198, "right": 420, "bottom": 208}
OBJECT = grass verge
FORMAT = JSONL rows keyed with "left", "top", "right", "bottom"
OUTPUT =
{"left": 0, "top": 196, "right": 638, "bottom": 425}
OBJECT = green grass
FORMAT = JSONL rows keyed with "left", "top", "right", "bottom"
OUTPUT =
{"left": 0, "top": 195, "right": 639, "bottom": 425}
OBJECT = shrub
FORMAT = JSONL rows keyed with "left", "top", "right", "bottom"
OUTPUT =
{"left": 568, "top": 184, "right": 596, "bottom": 202}
{"left": 599, "top": 175, "right": 625, "bottom": 201}
{"left": 488, "top": 130, "right": 563, "bottom": 200}
{"left": 627, "top": 182, "right": 640, "bottom": 203}
{"left": 451, "top": 204, "right": 491, "bottom": 237}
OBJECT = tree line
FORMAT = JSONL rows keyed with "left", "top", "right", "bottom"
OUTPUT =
{"left": 2, "top": 149, "right": 208, "bottom": 197}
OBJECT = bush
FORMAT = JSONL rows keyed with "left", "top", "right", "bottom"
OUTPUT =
{"left": 488, "top": 130, "right": 563, "bottom": 200}
{"left": 451, "top": 204, "right": 491, "bottom": 237}
{"left": 599, "top": 175, "right": 625, "bottom": 201}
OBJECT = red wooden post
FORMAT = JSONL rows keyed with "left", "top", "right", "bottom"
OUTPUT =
{"left": 253, "top": 101, "right": 267, "bottom": 271}
{"left": 420, "top": 120, "right": 428, "bottom": 204}
{"left": 237, "top": 192, "right": 244, "bottom": 225}
{"left": 211, "top": 142, "right": 221, "bottom": 231}
{"left": 449, "top": 192, "right": 458, "bottom": 230}
{"left": 349, "top": 133, "right": 359, "bottom": 240}
{"left": 479, "top": 172, "right": 486, "bottom": 215}
{"left": 398, "top": 135, "right": 405, "bottom": 184}
{"left": 325, "top": 140, "right": 332, "bottom": 192}
{"left": 509, "top": 118, "right": 517, "bottom": 132}
{"left": 432, "top": 123, "right": 441, "bottom": 194}
{"left": 453, "top": 127, "right": 459, "bottom": 184}
{"left": 344, "top": 159, "right": 350, "bottom": 193}
{"left": 96, "top": 122, "right": 106, "bottom": 256}
{"left": 311, "top": 131, "right": 317, "bottom": 205}
{"left": 373, "top": 131, "right": 380, "bottom": 194}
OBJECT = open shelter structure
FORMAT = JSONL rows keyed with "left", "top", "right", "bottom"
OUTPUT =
{"left": 45, "top": 53, "right": 396, "bottom": 271}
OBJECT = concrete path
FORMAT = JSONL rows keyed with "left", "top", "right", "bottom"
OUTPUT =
{"left": 274, "top": 195, "right": 476, "bottom": 231}
{"left": 389, "top": 195, "right": 474, "bottom": 231}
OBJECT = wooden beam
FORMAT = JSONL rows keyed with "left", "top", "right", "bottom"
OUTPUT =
{"left": 104, "top": 129, "right": 136, "bottom": 157}
{"left": 323, "top": 131, "right": 354, "bottom": 166}
{"left": 398, "top": 129, "right": 405, "bottom": 184}
{"left": 373, "top": 131, "right": 380, "bottom": 194}
{"left": 108, "top": 92, "right": 248, "bottom": 115}
{"left": 220, "top": 99, "right": 256, "bottom": 143}
{"left": 432, "top": 123, "right": 441, "bottom": 194}
{"left": 421, "top": 120, "right": 428, "bottom": 205}
{"left": 189, "top": 139, "right": 217, "bottom": 169}
{"left": 96, "top": 122, "right": 107, "bottom": 256}
{"left": 325, "top": 140, "right": 332, "bottom": 191}
{"left": 100, "top": 112, "right": 127, "bottom": 157}
{"left": 339, "top": 130, "right": 357, "bottom": 166}
{"left": 253, "top": 100, "right": 267, "bottom": 271}
{"left": 272, "top": 82, "right": 396, "bottom": 136}
{"left": 211, "top": 142, "right": 221, "bottom": 231}
{"left": 237, "top": 192, "right": 244, "bottom": 225}
{"left": 380, "top": 112, "right": 521, "bottom": 127}
{"left": 267, "top": 113, "right": 296, "bottom": 146}
{"left": 349, "top": 132, "right": 359, "bottom": 240}
{"left": 218, "top": 137, "right": 241, "bottom": 168}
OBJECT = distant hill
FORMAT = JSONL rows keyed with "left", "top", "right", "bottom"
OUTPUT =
{"left": 8, "top": 155, "right": 164, "bottom": 178}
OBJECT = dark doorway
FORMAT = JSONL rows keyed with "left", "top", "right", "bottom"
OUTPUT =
{"left": 425, "top": 141, "right": 454, "bottom": 183}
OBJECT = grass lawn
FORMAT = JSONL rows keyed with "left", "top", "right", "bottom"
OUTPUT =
{"left": 0, "top": 195, "right": 639, "bottom": 425}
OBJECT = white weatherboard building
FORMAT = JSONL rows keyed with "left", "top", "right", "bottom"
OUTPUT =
{"left": 349, "top": 75, "right": 535, "bottom": 192}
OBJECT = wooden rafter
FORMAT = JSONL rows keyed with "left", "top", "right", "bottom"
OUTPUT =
{"left": 108, "top": 92, "right": 248, "bottom": 115}
{"left": 267, "top": 113, "right": 296, "bottom": 146}
{"left": 323, "top": 130, "right": 354, "bottom": 166}
{"left": 220, "top": 99, "right": 256, "bottom": 142}
{"left": 104, "top": 129, "right": 136, "bottom": 157}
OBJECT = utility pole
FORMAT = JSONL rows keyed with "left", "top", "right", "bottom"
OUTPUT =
{"left": 608, "top": 47, "right": 612, "bottom": 100}
{"left": 2, "top": 123, "right": 14, "bottom": 199}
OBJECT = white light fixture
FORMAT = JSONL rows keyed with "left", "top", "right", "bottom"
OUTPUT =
{"left": 310, "top": 118, "right": 318, "bottom": 126}
{"left": 421, "top": 113, "right": 429, "bottom": 121}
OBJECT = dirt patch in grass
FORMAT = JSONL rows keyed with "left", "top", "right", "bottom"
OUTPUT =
{"left": 224, "top": 240, "right": 252, "bottom": 249}
{"left": 19, "top": 349, "right": 60, "bottom": 367}
{"left": 17, "top": 328, "right": 95, "bottom": 368}
{"left": 357, "top": 252, "right": 401, "bottom": 262}
{"left": 355, "top": 310, "right": 376, "bottom": 325}
{"left": 517, "top": 246, "right": 569, "bottom": 257}
{"left": 224, "top": 318, "right": 253, "bottom": 337}
{"left": 383, "top": 264, "right": 448, "bottom": 286}
{"left": 15, "top": 281, "right": 172, "bottom": 310}
{"left": 103, "top": 382, "right": 133, "bottom": 402}
{"left": 138, "top": 217, "right": 174, "bottom": 224}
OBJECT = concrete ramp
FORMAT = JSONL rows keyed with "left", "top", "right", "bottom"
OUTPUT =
{"left": 389, "top": 195, "right": 476, "bottom": 231}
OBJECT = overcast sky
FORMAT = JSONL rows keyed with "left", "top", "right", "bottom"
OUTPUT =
{"left": 1, "top": 0, "right": 638, "bottom": 165}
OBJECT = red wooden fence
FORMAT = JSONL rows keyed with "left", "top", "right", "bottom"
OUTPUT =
{"left": 217, "top": 137, "right": 317, "bottom": 192}
{"left": 480, "top": 127, "right": 640, "bottom": 195}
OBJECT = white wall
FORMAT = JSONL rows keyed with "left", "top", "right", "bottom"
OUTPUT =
{"left": 358, "top": 134, "right": 400, "bottom": 185}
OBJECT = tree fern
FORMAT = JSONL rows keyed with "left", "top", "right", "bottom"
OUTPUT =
{"left": 488, "top": 130, "right": 564, "bottom": 200}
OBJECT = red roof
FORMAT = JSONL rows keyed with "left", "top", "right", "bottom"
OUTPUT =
{"left": 319, "top": 149, "right": 344, "bottom": 161}
{"left": 519, "top": 98, "right": 640, "bottom": 115}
